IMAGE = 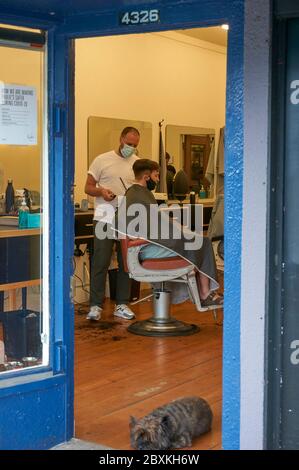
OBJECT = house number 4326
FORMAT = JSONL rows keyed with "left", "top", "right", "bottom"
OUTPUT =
{"left": 120, "top": 9, "right": 160, "bottom": 26}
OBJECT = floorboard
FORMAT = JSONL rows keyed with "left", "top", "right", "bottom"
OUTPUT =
{"left": 75, "top": 295, "right": 223, "bottom": 450}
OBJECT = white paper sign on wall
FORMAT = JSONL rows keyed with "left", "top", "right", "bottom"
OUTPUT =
{"left": 0, "top": 83, "right": 37, "bottom": 145}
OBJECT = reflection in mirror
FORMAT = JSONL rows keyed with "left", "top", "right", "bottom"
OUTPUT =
{"left": 87, "top": 116, "right": 152, "bottom": 172}
{"left": 165, "top": 125, "right": 216, "bottom": 199}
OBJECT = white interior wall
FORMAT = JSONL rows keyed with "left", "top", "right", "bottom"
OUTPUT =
{"left": 74, "top": 30, "right": 227, "bottom": 202}
{"left": 0, "top": 47, "right": 42, "bottom": 195}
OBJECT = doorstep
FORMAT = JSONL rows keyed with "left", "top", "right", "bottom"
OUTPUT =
{"left": 51, "top": 438, "right": 113, "bottom": 450}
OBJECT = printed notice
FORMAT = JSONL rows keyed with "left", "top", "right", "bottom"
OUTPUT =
{"left": 0, "top": 83, "right": 37, "bottom": 145}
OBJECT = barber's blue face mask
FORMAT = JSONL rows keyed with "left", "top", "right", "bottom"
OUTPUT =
{"left": 120, "top": 143, "right": 136, "bottom": 158}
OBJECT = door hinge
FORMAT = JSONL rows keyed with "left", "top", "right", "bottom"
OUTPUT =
{"left": 54, "top": 104, "right": 66, "bottom": 136}
{"left": 54, "top": 340, "right": 67, "bottom": 373}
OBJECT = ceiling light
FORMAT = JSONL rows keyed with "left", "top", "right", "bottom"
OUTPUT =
{"left": 221, "top": 24, "right": 229, "bottom": 31}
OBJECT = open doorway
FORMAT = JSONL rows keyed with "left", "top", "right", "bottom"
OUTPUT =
{"left": 73, "top": 25, "right": 227, "bottom": 449}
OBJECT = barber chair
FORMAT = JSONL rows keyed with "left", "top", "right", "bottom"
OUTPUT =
{"left": 120, "top": 237, "right": 217, "bottom": 337}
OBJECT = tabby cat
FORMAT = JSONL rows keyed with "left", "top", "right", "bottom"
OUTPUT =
{"left": 130, "top": 396, "right": 213, "bottom": 450}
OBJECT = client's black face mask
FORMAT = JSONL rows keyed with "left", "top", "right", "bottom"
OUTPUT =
{"left": 146, "top": 178, "right": 157, "bottom": 191}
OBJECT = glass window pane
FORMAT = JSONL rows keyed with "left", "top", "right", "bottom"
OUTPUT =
{"left": 0, "top": 32, "right": 47, "bottom": 373}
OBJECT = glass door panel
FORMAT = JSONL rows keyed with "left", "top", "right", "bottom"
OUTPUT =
{"left": 0, "top": 28, "right": 48, "bottom": 373}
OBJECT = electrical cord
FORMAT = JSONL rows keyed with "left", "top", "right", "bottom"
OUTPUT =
{"left": 72, "top": 255, "right": 91, "bottom": 315}
{"left": 74, "top": 274, "right": 90, "bottom": 295}
{"left": 73, "top": 300, "right": 90, "bottom": 315}
{"left": 73, "top": 256, "right": 90, "bottom": 295}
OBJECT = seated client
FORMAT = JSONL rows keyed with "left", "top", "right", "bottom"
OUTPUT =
{"left": 115, "top": 159, "right": 223, "bottom": 308}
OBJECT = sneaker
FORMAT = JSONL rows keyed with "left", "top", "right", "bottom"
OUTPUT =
{"left": 113, "top": 304, "right": 135, "bottom": 320}
{"left": 200, "top": 293, "right": 224, "bottom": 308}
{"left": 86, "top": 305, "right": 102, "bottom": 321}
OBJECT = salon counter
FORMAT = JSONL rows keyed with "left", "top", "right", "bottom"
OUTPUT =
{"left": 0, "top": 226, "right": 41, "bottom": 239}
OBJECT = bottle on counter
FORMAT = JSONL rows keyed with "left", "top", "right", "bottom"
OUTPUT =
{"left": 0, "top": 194, "right": 5, "bottom": 214}
{"left": 23, "top": 188, "right": 32, "bottom": 210}
{"left": 189, "top": 191, "right": 196, "bottom": 205}
{"left": 5, "top": 179, "right": 15, "bottom": 214}
{"left": 0, "top": 340, "right": 5, "bottom": 364}
{"left": 18, "top": 197, "right": 29, "bottom": 229}
{"left": 199, "top": 185, "right": 206, "bottom": 199}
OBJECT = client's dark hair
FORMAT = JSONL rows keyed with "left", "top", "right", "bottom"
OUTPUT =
{"left": 133, "top": 159, "right": 159, "bottom": 178}
{"left": 121, "top": 126, "right": 140, "bottom": 138}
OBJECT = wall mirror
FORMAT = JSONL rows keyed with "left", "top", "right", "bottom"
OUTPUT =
{"left": 165, "top": 124, "right": 216, "bottom": 198}
{"left": 87, "top": 116, "right": 152, "bottom": 169}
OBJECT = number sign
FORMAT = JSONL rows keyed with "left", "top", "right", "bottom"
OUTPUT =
{"left": 120, "top": 9, "right": 160, "bottom": 26}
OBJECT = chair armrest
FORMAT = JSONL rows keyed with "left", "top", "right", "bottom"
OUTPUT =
{"left": 120, "top": 237, "right": 149, "bottom": 273}
{"left": 127, "top": 238, "right": 150, "bottom": 248}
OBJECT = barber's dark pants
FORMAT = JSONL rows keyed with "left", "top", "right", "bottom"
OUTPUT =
{"left": 90, "top": 222, "right": 131, "bottom": 307}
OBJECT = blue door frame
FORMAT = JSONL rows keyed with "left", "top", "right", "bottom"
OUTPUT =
{"left": 0, "top": 17, "right": 75, "bottom": 450}
{"left": 0, "top": 0, "right": 244, "bottom": 450}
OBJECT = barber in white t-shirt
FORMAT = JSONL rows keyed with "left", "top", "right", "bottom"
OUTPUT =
{"left": 84, "top": 127, "right": 139, "bottom": 321}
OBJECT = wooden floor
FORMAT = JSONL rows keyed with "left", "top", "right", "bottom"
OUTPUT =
{"left": 74, "top": 295, "right": 223, "bottom": 450}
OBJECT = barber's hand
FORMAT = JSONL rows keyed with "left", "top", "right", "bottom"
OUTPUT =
{"left": 101, "top": 188, "right": 116, "bottom": 201}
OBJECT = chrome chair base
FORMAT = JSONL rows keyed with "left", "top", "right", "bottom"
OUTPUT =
{"left": 128, "top": 317, "right": 199, "bottom": 337}
{"left": 128, "top": 289, "right": 199, "bottom": 337}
